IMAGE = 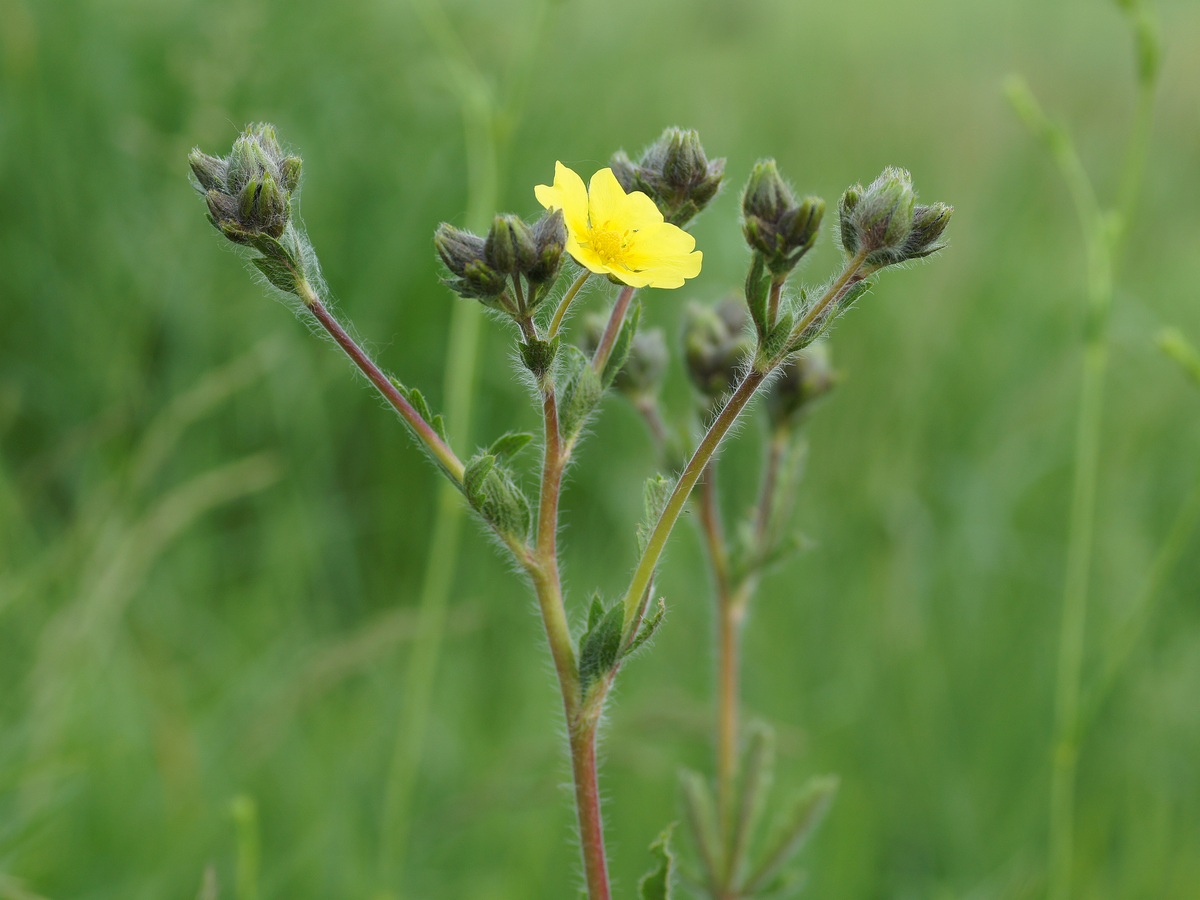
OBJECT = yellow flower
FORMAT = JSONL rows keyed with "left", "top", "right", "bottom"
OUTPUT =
{"left": 535, "top": 162, "right": 702, "bottom": 290}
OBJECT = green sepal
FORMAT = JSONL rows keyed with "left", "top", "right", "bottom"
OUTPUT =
{"left": 489, "top": 431, "right": 535, "bottom": 462}
{"left": 520, "top": 335, "right": 560, "bottom": 378}
{"left": 558, "top": 344, "right": 603, "bottom": 441}
{"left": 625, "top": 598, "right": 666, "bottom": 656}
{"left": 601, "top": 301, "right": 642, "bottom": 388}
{"left": 638, "top": 823, "right": 676, "bottom": 900}
{"left": 578, "top": 599, "right": 624, "bottom": 693}
{"left": 744, "top": 253, "right": 771, "bottom": 337}
{"left": 638, "top": 474, "right": 674, "bottom": 554}
{"left": 250, "top": 255, "right": 298, "bottom": 294}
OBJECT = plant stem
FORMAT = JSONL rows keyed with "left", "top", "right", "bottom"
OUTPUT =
{"left": 591, "top": 285, "right": 636, "bottom": 374}
{"left": 548, "top": 270, "right": 592, "bottom": 339}
{"left": 621, "top": 256, "right": 864, "bottom": 631}
{"left": 620, "top": 371, "right": 766, "bottom": 628}
{"left": 529, "top": 373, "right": 610, "bottom": 900}
{"left": 767, "top": 277, "right": 784, "bottom": 327}
{"left": 697, "top": 464, "right": 738, "bottom": 857}
{"left": 300, "top": 286, "right": 465, "bottom": 483}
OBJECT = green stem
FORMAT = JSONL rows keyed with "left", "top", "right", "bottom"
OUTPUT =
{"left": 548, "top": 270, "right": 592, "bottom": 339}
{"left": 620, "top": 371, "right": 767, "bottom": 628}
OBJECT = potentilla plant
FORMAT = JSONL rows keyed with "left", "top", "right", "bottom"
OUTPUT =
{"left": 189, "top": 124, "right": 952, "bottom": 899}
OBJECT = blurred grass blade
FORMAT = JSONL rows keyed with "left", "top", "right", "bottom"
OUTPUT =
{"left": 1157, "top": 328, "right": 1200, "bottom": 388}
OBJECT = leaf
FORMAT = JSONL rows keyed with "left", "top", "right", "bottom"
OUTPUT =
{"left": 489, "top": 431, "right": 535, "bottom": 462}
{"left": 557, "top": 344, "right": 603, "bottom": 441}
{"left": 743, "top": 775, "right": 839, "bottom": 895}
{"left": 392, "top": 381, "right": 450, "bottom": 443}
{"left": 744, "top": 252, "right": 771, "bottom": 337}
{"left": 679, "top": 771, "right": 720, "bottom": 888}
{"left": 638, "top": 823, "right": 677, "bottom": 900}
{"left": 577, "top": 599, "right": 624, "bottom": 693}
{"left": 250, "top": 255, "right": 296, "bottom": 294}
{"left": 729, "top": 723, "right": 775, "bottom": 884}
{"left": 625, "top": 598, "right": 666, "bottom": 656}
{"left": 601, "top": 301, "right": 642, "bottom": 388}
{"left": 586, "top": 591, "right": 605, "bottom": 632}
{"left": 463, "top": 453, "right": 496, "bottom": 502}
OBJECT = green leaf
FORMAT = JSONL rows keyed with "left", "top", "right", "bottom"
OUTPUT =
{"left": 489, "top": 431, "right": 535, "bottom": 461}
{"left": 638, "top": 823, "right": 676, "bottom": 900}
{"left": 462, "top": 453, "right": 533, "bottom": 540}
{"left": 638, "top": 474, "right": 674, "bottom": 554}
{"left": 463, "top": 454, "right": 496, "bottom": 502}
{"left": 759, "top": 309, "right": 795, "bottom": 361}
{"left": 577, "top": 599, "right": 624, "bottom": 693}
{"left": 744, "top": 252, "right": 771, "bottom": 337}
{"left": 586, "top": 591, "right": 605, "bottom": 632}
{"left": 679, "top": 771, "right": 720, "bottom": 888}
{"left": 743, "top": 775, "right": 839, "bottom": 895}
{"left": 558, "top": 344, "right": 604, "bottom": 441}
{"left": 520, "top": 335, "right": 560, "bottom": 377}
{"left": 625, "top": 598, "right": 666, "bottom": 656}
{"left": 601, "top": 301, "right": 642, "bottom": 388}
{"left": 250, "top": 255, "right": 297, "bottom": 294}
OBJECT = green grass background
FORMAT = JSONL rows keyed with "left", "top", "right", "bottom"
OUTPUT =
{"left": 2, "top": 0, "right": 1199, "bottom": 896}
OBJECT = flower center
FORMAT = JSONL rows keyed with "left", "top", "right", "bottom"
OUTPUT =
{"left": 589, "top": 227, "right": 626, "bottom": 265}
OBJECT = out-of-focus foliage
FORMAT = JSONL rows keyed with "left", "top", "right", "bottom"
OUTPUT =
{"left": 1, "top": 0, "right": 1198, "bottom": 897}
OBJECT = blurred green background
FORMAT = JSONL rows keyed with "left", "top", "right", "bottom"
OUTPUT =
{"left": 2, "top": 0, "right": 1199, "bottom": 896}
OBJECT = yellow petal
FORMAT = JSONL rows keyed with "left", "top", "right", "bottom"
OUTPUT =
{"left": 535, "top": 161, "right": 589, "bottom": 240}
{"left": 587, "top": 167, "right": 634, "bottom": 230}
{"left": 618, "top": 188, "right": 666, "bottom": 232}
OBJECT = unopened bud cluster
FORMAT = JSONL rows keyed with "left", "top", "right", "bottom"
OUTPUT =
{"left": 610, "top": 127, "right": 725, "bottom": 226}
{"left": 742, "top": 160, "right": 824, "bottom": 276}
{"left": 683, "top": 299, "right": 754, "bottom": 400}
{"left": 839, "top": 167, "right": 952, "bottom": 269}
{"left": 190, "top": 124, "right": 301, "bottom": 246}
{"left": 435, "top": 210, "right": 566, "bottom": 316}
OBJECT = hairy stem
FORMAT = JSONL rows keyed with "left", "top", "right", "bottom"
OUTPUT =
{"left": 621, "top": 371, "right": 767, "bottom": 628}
{"left": 300, "top": 285, "right": 465, "bottom": 483}
{"left": 591, "top": 285, "right": 637, "bottom": 374}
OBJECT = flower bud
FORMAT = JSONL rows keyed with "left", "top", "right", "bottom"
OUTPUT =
{"left": 609, "top": 127, "right": 725, "bottom": 226}
{"left": 191, "top": 123, "right": 299, "bottom": 246}
{"left": 485, "top": 214, "right": 537, "bottom": 276}
{"left": 682, "top": 299, "right": 754, "bottom": 399}
{"left": 526, "top": 209, "right": 566, "bottom": 286}
{"left": 765, "top": 345, "right": 839, "bottom": 429}
{"left": 839, "top": 168, "right": 950, "bottom": 269}
{"left": 188, "top": 150, "right": 228, "bottom": 192}
{"left": 434, "top": 223, "right": 507, "bottom": 301}
{"left": 742, "top": 160, "right": 824, "bottom": 276}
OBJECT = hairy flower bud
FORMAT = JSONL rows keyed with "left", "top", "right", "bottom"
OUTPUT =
{"left": 609, "top": 127, "right": 724, "bottom": 226}
{"left": 742, "top": 160, "right": 824, "bottom": 275}
{"left": 188, "top": 150, "right": 228, "bottom": 192}
{"left": 435, "top": 223, "right": 506, "bottom": 301}
{"left": 683, "top": 299, "right": 753, "bottom": 399}
{"left": 765, "top": 345, "right": 839, "bottom": 429}
{"left": 191, "top": 123, "right": 299, "bottom": 246}
{"left": 839, "top": 168, "right": 951, "bottom": 269}
{"left": 526, "top": 209, "right": 566, "bottom": 286}
{"left": 486, "top": 214, "right": 538, "bottom": 276}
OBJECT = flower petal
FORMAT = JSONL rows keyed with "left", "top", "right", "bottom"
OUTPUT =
{"left": 535, "top": 161, "right": 589, "bottom": 240}
{"left": 587, "top": 167, "right": 634, "bottom": 229}
{"left": 618, "top": 189, "right": 666, "bottom": 232}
